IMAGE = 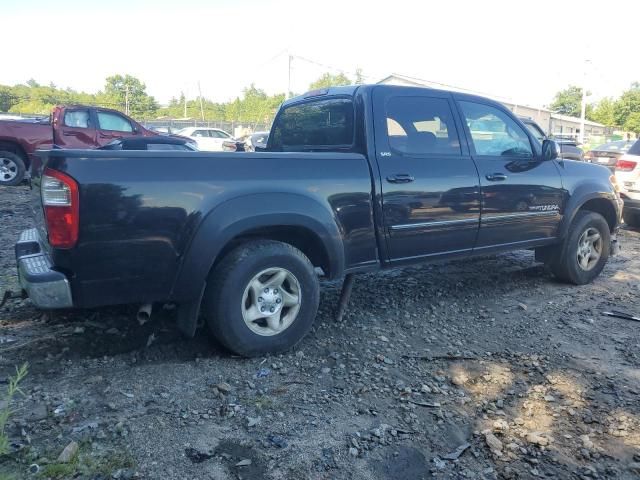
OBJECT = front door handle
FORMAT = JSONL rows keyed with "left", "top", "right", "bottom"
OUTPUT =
{"left": 63, "top": 131, "right": 79, "bottom": 137}
{"left": 486, "top": 173, "right": 507, "bottom": 182}
{"left": 387, "top": 174, "right": 415, "bottom": 184}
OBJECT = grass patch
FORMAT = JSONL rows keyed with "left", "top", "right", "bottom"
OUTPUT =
{"left": 253, "top": 395, "right": 274, "bottom": 410}
{"left": 0, "top": 364, "right": 28, "bottom": 456}
{"left": 38, "top": 447, "right": 135, "bottom": 479}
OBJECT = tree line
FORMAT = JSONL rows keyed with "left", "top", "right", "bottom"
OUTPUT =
{"left": 8, "top": 72, "right": 635, "bottom": 132}
{"left": 550, "top": 83, "right": 640, "bottom": 134}
{"left": 0, "top": 72, "right": 359, "bottom": 125}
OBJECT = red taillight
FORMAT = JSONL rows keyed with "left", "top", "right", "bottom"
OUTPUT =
{"left": 616, "top": 159, "right": 638, "bottom": 172}
{"left": 42, "top": 168, "right": 79, "bottom": 248}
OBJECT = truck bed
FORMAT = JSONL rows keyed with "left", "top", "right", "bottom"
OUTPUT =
{"left": 30, "top": 149, "right": 378, "bottom": 308}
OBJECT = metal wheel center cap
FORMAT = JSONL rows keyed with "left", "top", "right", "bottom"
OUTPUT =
{"left": 257, "top": 287, "right": 283, "bottom": 315}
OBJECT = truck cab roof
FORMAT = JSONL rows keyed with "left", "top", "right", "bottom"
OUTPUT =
{"left": 283, "top": 84, "right": 507, "bottom": 109}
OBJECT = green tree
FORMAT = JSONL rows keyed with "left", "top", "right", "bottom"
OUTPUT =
{"left": 613, "top": 82, "right": 640, "bottom": 130}
{"left": 99, "top": 74, "right": 158, "bottom": 118}
{"left": 623, "top": 112, "right": 640, "bottom": 135}
{"left": 0, "top": 86, "right": 17, "bottom": 112}
{"left": 549, "top": 85, "right": 591, "bottom": 117}
{"left": 589, "top": 97, "right": 616, "bottom": 126}
{"left": 309, "top": 72, "right": 352, "bottom": 90}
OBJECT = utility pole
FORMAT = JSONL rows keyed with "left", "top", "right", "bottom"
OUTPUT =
{"left": 579, "top": 59, "right": 591, "bottom": 145}
{"left": 124, "top": 84, "right": 130, "bottom": 115}
{"left": 182, "top": 91, "right": 187, "bottom": 118}
{"left": 197, "top": 81, "right": 205, "bottom": 121}
{"left": 287, "top": 54, "right": 292, "bottom": 99}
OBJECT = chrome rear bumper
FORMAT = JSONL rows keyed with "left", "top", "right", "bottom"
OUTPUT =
{"left": 15, "top": 228, "right": 73, "bottom": 309}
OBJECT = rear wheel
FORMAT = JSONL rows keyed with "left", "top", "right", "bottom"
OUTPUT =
{"left": 203, "top": 240, "right": 320, "bottom": 357}
{"left": 623, "top": 210, "right": 640, "bottom": 229}
{"left": 549, "top": 211, "right": 610, "bottom": 285}
{"left": 0, "top": 151, "right": 26, "bottom": 186}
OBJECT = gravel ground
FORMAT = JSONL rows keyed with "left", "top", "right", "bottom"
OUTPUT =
{"left": 1, "top": 184, "right": 640, "bottom": 480}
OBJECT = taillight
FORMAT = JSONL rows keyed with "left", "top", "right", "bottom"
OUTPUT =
{"left": 42, "top": 168, "right": 79, "bottom": 248}
{"left": 222, "top": 140, "right": 237, "bottom": 152}
{"left": 616, "top": 159, "right": 638, "bottom": 172}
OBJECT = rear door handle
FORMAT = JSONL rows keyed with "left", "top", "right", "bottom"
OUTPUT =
{"left": 387, "top": 174, "right": 415, "bottom": 184}
{"left": 486, "top": 173, "right": 507, "bottom": 181}
{"left": 63, "top": 131, "right": 79, "bottom": 137}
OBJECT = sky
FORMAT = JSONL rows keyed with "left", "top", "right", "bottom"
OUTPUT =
{"left": 2, "top": 0, "right": 639, "bottom": 108}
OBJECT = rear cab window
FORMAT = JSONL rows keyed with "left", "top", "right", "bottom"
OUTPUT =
{"left": 64, "top": 110, "right": 90, "bottom": 128}
{"left": 269, "top": 97, "right": 354, "bottom": 151}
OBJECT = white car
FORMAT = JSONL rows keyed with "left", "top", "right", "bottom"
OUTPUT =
{"left": 615, "top": 139, "right": 640, "bottom": 228}
{"left": 175, "top": 127, "right": 237, "bottom": 152}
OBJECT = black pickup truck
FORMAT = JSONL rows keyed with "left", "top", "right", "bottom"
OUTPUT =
{"left": 15, "top": 85, "right": 623, "bottom": 356}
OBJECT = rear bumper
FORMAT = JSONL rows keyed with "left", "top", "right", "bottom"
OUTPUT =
{"left": 15, "top": 228, "right": 73, "bottom": 309}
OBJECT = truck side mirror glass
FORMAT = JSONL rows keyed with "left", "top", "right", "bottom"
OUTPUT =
{"left": 542, "top": 139, "right": 559, "bottom": 161}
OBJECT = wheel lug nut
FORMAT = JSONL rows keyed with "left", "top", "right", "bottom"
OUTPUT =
{"left": 270, "top": 307, "right": 275, "bottom": 313}
{"left": 264, "top": 288, "right": 269, "bottom": 293}
{"left": 273, "top": 289, "right": 278, "bottom": 294}
{"left": 260, "top": 307, "right": 265, "bottom": 312}
{"left": 258, "top": 297, "right": 263, "bottom": 302}
{"left": 276, "top": 298, "right": 281, "bottom": 304}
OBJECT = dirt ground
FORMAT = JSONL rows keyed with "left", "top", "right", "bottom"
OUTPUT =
{"left": 1, "top": 184, "right": 640, "bottom": 480}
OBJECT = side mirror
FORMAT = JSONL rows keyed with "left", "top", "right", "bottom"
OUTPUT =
{"left": 254, "top": 145, "right": 267, "bottom": 152}
{"left": 542, "top": 139, "right": 559, "bottom": 161}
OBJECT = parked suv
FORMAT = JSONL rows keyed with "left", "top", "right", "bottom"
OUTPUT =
{"left": 615, "top": 139, "right": 640, "bottom": 227}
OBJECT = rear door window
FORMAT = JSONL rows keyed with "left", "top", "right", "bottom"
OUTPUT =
{"left": 384, "top": 96, "right": 461, "bottom": 156}
{"left": 64, "top": 110, "right": 90, "bottom": 128}
{"left": 97, "top": 112, "right": 133, "bottom": 132}
{"left": 210, "top": 130, "right": 230, "bottom": 139}
{"left": 270, "top": 98, "right": 354, "bottom": 151}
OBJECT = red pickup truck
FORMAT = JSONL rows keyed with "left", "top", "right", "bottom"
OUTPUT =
{"left": 0, "top": 105, "right": 162, "bottom": 185}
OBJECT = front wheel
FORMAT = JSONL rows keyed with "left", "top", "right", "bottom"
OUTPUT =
{"left": 203, "top": 240, "right": 320, "bottom": 357}
{"left": 549, "top": 211, "right": 610, "bottom": 285}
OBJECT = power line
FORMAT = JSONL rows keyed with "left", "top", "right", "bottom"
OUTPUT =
{"left": 291, "top": 55, "right": 373, "bottom": 80}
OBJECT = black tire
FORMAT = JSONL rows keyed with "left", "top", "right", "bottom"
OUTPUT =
{"left": 0, "top": 151, "right": 26, "bottom": 186}
{"left": 549, "top": 211, "right": 610, "bottom": 285}
{"left": 623, "top": 210, "right": 640, "bottom": 229}
{"left": 203, "top": 240, "right": 320, "bottom": 357}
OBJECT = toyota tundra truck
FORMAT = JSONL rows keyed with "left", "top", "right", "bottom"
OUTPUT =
{"left": 15, "top": 84, "right": 623, "bottom": 356}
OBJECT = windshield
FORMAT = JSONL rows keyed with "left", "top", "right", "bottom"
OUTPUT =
{"left": 594, "top": 141, "right": 634, "bottom": 152}
{"left": 522, "top": 122, "right": 546, "bottom": 143}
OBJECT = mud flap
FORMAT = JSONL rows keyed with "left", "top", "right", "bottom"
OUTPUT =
{"left": 610, "top": 235, "right": 621, "bottom": 256}
{"left": 176, "top": 285, "right": 206, "bottom": 338}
